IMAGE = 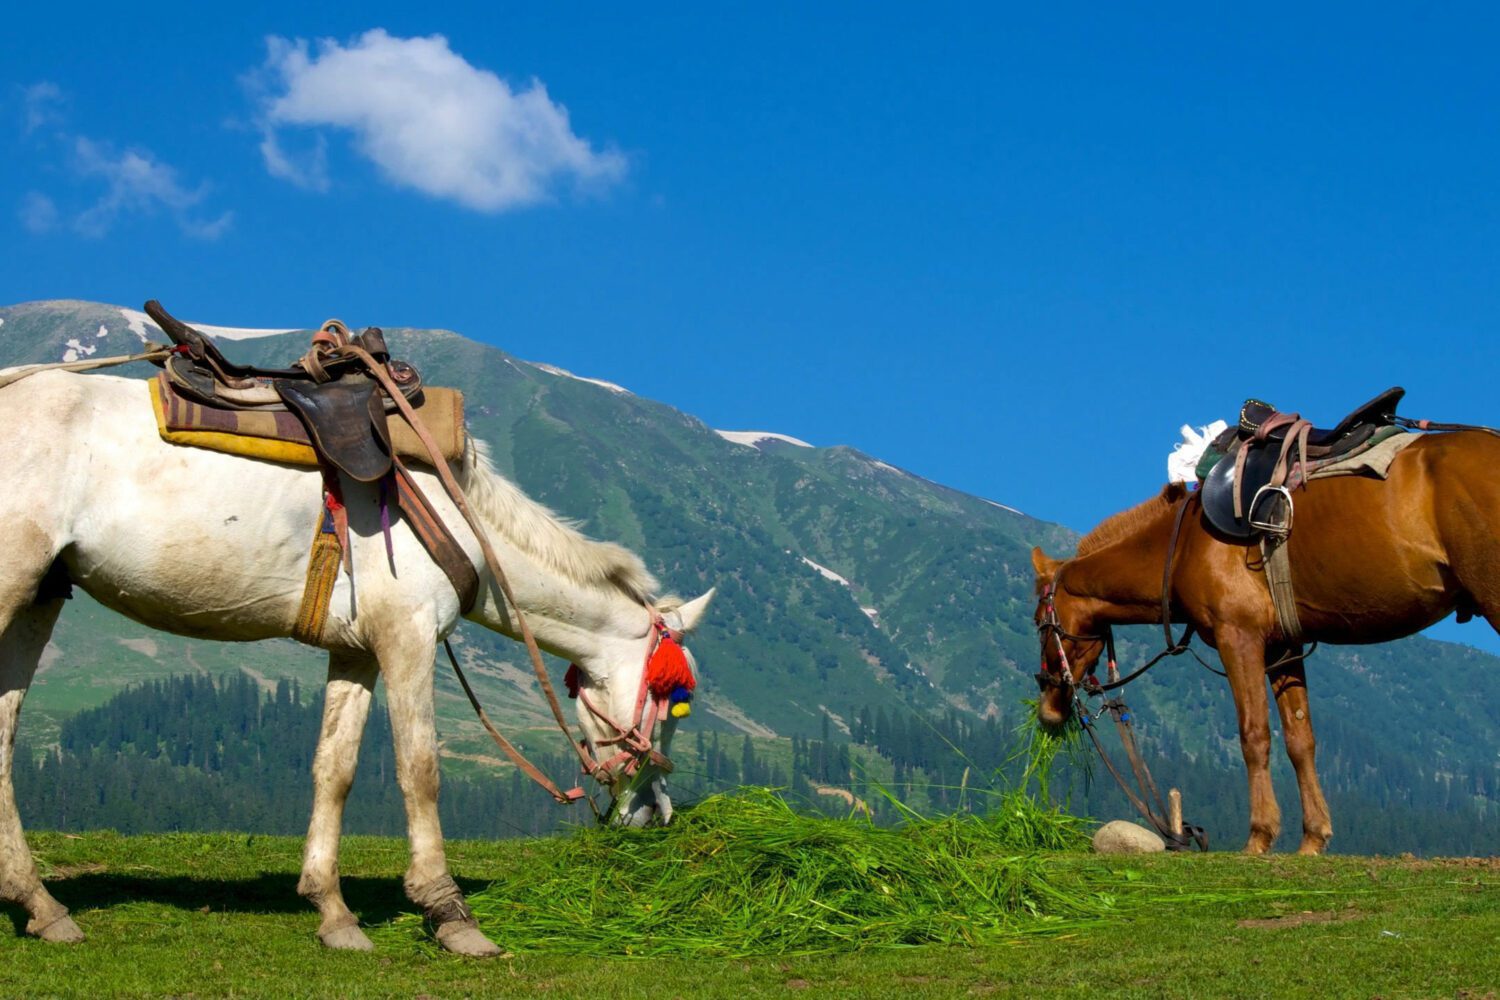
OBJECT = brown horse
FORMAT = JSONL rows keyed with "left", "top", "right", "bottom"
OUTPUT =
{"left": 1030, "top": 430, "right": 1500, "bottom": 855}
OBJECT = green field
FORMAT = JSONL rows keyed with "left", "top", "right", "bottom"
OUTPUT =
{"left": 2, "top": 827, "right": 1495, "bottom": 998}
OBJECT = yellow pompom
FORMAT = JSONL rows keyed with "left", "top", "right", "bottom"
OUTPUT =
{"left": 670, "top": 702, "right": 692, "bottom": 719}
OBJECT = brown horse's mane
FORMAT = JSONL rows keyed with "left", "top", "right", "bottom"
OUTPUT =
{"left": 1075, "top": 483, "right": 1187, "bottom": 556}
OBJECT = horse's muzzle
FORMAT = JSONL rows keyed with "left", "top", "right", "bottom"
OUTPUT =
{"left": 1035, "top": 688, "right": 1074, "bottom": 730}
{"left": 610, "top": 773, "right": 674, "bottom": 828}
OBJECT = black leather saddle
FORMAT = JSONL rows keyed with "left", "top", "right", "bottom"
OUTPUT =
{"left": 1201, "top": 387, "right": 1405, "bottom": 540}
{"left": 145, "top": 300, "right": 424, "bottom": 482}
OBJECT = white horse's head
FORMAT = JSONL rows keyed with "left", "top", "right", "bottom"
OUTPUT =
{"left": 571, "top": 588, "right": 715, "bottom": 827}
{"left": 457, "top": 441, "right": 718, "bottom": 827}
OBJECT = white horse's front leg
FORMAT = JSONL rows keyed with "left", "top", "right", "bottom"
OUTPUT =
{"left": 0, "top": 599, "right": 81, "bottom": 943}
{"left": 379, "top": 632, "right": 500, "bottom": 958}
{"left": 298, "top": 650, "right": 378, "bottom": 951}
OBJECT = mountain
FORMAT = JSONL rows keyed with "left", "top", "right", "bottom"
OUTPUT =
{"left": 2, "top": 299, "right": 1497, "bottom": 852}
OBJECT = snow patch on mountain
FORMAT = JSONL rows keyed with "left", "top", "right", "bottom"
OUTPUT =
{"left": 800, "top": 556, "right": 851, "bottom": 587}
{"left": 717, "top": 430, "right": 814, "bottom": 449}
{"left": 117, "top": 308, "right": 296, "bottom": 344}
{"left": 981, "top": 498, "right": 1025, "bottom": 516}
{"left": 120, "top": 309, "right": 155, "bottom": 343}
{"left": 191, "top": 322, "right": 300, "bottom": 341}
{"left": 527, "top": 361, "right": 630, "bottom": 394}
{"left": 61, "top": 338, "right": 98, "bottom": 362}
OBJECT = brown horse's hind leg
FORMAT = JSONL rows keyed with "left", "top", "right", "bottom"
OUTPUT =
{"left": 1269, "top": 656, "right": 1332, "bottom": 855}
{"left": 0, "top": 597, "right": 82, "bottom": 943}
{"left": 1219, "top": 628, "right": 1281, "bottom": 853}
{"left": 298, "top": 650, "right": 378, "bottom": 951}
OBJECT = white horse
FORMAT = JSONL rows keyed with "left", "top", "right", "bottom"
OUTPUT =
{"left": 0, "top": 371, "right": 714, "bottom": 956}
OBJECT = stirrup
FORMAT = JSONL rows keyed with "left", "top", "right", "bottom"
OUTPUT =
{"left": 1248, "top": 484, "right": 1293, "bottom": 538}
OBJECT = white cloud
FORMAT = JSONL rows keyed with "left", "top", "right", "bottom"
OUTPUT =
{"left": 19, "top": 192, "right": 58, "bottom": 233}
{"left": 252, "top": 30, "right": 626, "bottom": 211}
{"left": 21, "top": 82, "right": 65, "bottom": 134}
{"left": 71, "top": 137, "right": 234, "bottom": 240}
{"left": 15, "top": 84, "right": 231, "bottom": 241}
{"left": 68, "top": 137, "right": 234, "bottom": 239}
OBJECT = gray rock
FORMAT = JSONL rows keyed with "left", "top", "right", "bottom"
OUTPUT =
{"left": 1092, "top": 820, "right": 1166, "bottom": 854}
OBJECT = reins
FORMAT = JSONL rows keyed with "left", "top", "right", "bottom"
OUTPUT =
{"left": 1075, "top": 695, "right": 1208, "bottom": 851}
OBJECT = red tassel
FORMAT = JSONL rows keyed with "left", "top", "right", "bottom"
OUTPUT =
{"left": 645, "top": 629, "right": 695, "bottom": 699}
{"left": 564, "top": 663, "right": 582, "bottom": 699}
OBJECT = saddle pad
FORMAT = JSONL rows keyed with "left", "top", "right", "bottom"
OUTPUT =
{"left": 1305, "top": 426, "right": 1417, "bottom": 481}
{"left": 149, "top": 374, "right": 467, "bottom": 468}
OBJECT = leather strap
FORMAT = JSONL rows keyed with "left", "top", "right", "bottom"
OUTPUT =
{"left": 444, "top": 640, "right": 585, "bottom": 803}
{"left": 0, "top": 346, "right": 176, "bottom": 390}
{"left": 391, "top": 461, "right": 480, "bottom": 613}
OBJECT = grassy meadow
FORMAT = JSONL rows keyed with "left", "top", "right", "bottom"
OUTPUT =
{"left": 0, "top": 793, "right": 1495, "bottom": 999}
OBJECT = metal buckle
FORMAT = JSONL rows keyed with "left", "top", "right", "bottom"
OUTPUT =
{"left": 1248, "top": 484, "right": 1293, "bottom": 537}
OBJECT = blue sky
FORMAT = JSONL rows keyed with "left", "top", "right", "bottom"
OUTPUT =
{"left": 6, "top": 4, "right": 1500, "bottom": 651}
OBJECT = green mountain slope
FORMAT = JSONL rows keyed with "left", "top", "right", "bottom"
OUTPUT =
{"left": 2, "top": 299, "right": 1497, "bottom": 851}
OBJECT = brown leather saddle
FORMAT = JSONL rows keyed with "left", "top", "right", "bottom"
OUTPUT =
{"left": 145, "top": 300, "right": 423, "bottom": 482}
{"left": 1200, "top": 387, "right": 1405, "bottom": 540}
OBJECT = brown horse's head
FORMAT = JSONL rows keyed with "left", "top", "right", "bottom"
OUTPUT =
{"left": 1030, "top": 547, "right": 1108, "bottom": 729}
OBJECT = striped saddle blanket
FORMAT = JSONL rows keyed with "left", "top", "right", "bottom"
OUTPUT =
{"left": 148, "top": 372, "right": 467, "bottom": 468}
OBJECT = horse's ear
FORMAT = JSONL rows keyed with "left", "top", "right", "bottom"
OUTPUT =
{"left": 1162, "top": 481, "right": 1189, "bottom": 503}
{"left": 666, "top": 589, "right": 715, "bottom": 635}
{"left": 1030, "top": 547, "right": 1058, "bottom": 582}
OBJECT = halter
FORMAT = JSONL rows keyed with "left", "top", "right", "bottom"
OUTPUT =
{"left": 567, "top": 611, "right": 683, "bottom": 783}
{"left": 446, "top": 604, "right": 693, "bottom": 810}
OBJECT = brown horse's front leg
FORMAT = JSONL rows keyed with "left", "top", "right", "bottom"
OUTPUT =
{"left": 1219, "top": 628, "right": 1281, "bottom": 853}
{"left": 1269, "top": 657, "right": 1332, "bottom": 854}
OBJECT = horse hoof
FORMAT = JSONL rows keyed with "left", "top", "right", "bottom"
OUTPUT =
{"left": 319, "top": 922, "right": 375, "bottom": 951}
{"left": 435, "top": 921, "right": 503, "bottom": 958}
{"left": 28, "top": 914, "right": 85, "bottom": 944}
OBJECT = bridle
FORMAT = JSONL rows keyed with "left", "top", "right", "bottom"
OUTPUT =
{"left": 1034, "top": 493, "right": 1210, "bottom": 701}
{"left": 445, "top": 604, "right": 691, "bottom": 811}
{"left": 1033, "top": 575, "right": 1116, "bottom": 695}
{"left": 567, "top": 612, "right": 682, "bottom": 784}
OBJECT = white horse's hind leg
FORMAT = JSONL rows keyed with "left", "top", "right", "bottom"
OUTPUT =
{"left": 0, "top": 597, "right": 82, "bottom": 943}
{"left": 378, "top": 631, "right": 501, "bottom": 958}
{"left": 298, "top": 650, "right": 378, "bottom": 951}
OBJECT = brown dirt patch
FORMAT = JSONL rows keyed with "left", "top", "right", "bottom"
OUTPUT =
{"left": 1237, "top": 909, "right": 1354, "bottom": 930}
{"left": 1368, "top": 854, "right": 1500, "bottom": 872}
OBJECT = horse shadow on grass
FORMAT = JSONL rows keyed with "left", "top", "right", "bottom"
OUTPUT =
{"left": 2, "top": 873, "right": 493, "bottom": 937}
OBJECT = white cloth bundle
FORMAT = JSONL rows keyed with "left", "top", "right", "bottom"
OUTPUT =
{"left": 1167, "top": 420, "right": 1229, "bottom": 484}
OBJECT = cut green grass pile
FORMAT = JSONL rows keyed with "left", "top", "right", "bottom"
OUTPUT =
{"left": 377, "top": 787, "right": 1106, "bottom": 956}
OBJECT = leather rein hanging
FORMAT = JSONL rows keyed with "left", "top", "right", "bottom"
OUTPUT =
{"left": 442, "top": 608, "right": 678, "bottom": 807}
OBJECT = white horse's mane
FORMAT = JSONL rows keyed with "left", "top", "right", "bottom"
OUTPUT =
{"left": 459, "top": 438, "right": 662, "bottom": 603}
